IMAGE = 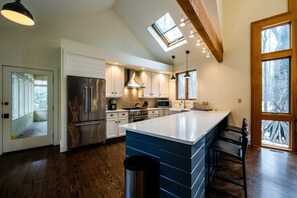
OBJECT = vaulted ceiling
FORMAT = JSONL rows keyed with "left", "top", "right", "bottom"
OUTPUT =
{"left": 0, "top": 0, "right": 222, "bottom": 66}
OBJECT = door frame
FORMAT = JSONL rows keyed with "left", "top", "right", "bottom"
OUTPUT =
{"left": 251, "top": 11, "right": 297, "bottom": 152}
{"left": 0, "top": 64, "right": 59, "bottom": 155}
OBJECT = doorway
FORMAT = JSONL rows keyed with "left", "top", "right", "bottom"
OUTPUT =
{"left": 2, "top": 66, "right": 54, "bottom": 153}
{"left": 251, "top": 12, "right": 297, "bottom": 152}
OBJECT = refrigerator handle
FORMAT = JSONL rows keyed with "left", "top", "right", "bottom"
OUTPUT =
{"left": 89, "top": 87, "right": 93, "bottom": 112}
{"left": 84, "top": 86, "right": 88, "bottom": 113}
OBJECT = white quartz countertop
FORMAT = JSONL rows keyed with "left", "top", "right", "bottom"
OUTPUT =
{"left": 106, "top": 109, "right": 129, "bottom": 113}
{"left": 120, "top": 110, "right": 230, "bottom": 145}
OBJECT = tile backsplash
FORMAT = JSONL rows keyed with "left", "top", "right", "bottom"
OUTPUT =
{"left": 106, "top": 88, "right": 159, "bottom": 109}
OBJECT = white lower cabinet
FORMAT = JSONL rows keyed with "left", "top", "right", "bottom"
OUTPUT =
{"left": 106, "top": 111, "right": 128, "bottom": 139}
{"left": 148, "top": 110, "right": 159, "bottom": 119}
{"left": 159, "top": 109, "right": 169, "bottom": 117}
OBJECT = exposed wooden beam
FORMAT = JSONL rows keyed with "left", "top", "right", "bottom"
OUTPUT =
{"left": 289, "top": 0, "right": 297, "bottom": 12}
{"left": 177, "top": 0, "right": 223, "bottom": 62}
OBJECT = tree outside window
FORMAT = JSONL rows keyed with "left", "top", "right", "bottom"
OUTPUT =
{"left": 34, "top": 80, "right": 47, "bottom": 111}
{"left": 176, "top": 70, "right": 197, "bottom": 100}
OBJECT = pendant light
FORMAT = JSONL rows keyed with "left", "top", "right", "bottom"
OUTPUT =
{"left": 170, "top": 55, "right": 176, "bottom": 81}
{"left": 184, "top": 50, "right": 190, "bottom": 79}
{"left": 1, "top": 0, "right": 34, "bottom": 26}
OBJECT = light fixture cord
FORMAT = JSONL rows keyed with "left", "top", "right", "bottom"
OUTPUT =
{"left": 186, "top": 50, "right": 190, "bottom": 71}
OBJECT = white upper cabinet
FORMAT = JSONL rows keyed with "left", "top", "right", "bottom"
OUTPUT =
{"left": 140, "top": 71, "right": 152, "bottom": 97}
{"left": 159, "top": 73, "right": 169, "bottom": 98}
{"left": 140, "top": 71, "right": 169, "bottom": 98}
{"left": 106, "top": 65, "right": 124, "bottom": 98}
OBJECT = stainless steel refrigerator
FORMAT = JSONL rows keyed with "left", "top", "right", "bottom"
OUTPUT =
{"left": 67, "top": 76, "right": 106, "bottom": 149}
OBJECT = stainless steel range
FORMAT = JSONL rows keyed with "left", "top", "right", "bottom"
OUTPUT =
{"left": 123, "top": 108, "right": 148, "bottom": 123}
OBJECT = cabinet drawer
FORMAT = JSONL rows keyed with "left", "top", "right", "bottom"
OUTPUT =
{"left": 106, "top": 113, "right": 118, "bottom": 119}
{"left": 118, "top": 112, "right": 129, "bottom": 118}
{"left": 148, "top": 110, "right": 159, "bottom": 116}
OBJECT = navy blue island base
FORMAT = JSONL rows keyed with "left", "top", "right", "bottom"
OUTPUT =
{"left": 125, "top": 116, "right": 227, "bottom": 198}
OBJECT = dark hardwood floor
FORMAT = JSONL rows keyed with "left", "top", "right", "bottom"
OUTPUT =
{"left": 0, "top": 140, "right": 296, "bottom": 198}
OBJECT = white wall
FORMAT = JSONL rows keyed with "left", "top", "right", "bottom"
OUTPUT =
{"left": 0, "top": 9, "right": 156, "bottom": 69}
{"left": 0, "top": 8, "right": 159, "bottom": 153}
{"left": 170, "top": 0, "right": 288, "bottom": 126}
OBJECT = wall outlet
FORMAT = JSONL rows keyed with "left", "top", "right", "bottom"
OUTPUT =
{"left": 238, "top": 98, "right": 242, "bottom": 103}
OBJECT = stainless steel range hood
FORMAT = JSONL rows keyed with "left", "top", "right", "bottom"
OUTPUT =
{"left": 126, "top": 69, "right": 145, "bottom": 89}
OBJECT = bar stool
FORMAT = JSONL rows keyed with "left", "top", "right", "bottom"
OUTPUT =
{"left": 219, "top": 118, "right": 248, "bottom": 145}
{"left": 209, "top": 122, "right": 249, "bottom": 198}
{"left": 226, "top": 118, "right": 247, "bottom": 133}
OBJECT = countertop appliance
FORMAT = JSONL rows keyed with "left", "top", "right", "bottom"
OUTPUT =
{"left": 157, "top": 100, "right": 170, "bottom": 108}
{"left": 109, "top": 98, "right": 117, "bottom": 110}
{"left": 123, "top": 108, "right": 148, "bottom": 123}
{"left": 67, "top": 76, "right": 106, "bottom": 149}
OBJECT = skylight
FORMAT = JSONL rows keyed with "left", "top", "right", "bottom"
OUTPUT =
{"left": 148, "top": 12, "right": 186, "bottom": 52}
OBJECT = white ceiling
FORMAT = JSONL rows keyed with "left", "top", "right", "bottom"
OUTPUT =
{"left": 0, "top": 0, "right": 221, "bottom": 66}
{"left": 0, "top": 0, "right": 115, "bottom": 29}
{"left": 113, "top": 0, "right": 221, "bottom": 66}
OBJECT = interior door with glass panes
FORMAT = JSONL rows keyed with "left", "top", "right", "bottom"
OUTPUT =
{"left": 2, "top": 66, "right": 54, "bottom": 152}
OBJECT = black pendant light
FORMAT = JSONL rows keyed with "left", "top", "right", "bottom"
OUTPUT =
{"left": 184, "top": 50, "right": 190, "bottom": 79}
{"left": 170, "top": 55, "right": 176, "bottom": 81}
{"left": 1, "top": 0, "right": 34, "bottom": 26}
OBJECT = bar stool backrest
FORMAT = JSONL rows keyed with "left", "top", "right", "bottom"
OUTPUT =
{"left": 242, "top": 118, "right": 248, "bottom": 136}
{"left": 241, "top": 118, "right": 249, "bottom": 155}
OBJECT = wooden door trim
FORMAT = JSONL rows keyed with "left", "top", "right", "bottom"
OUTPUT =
{"left": 251, "top": 10, "right": 297, "bottom": 151}
{"left": 262, "top": 49, "right": 292, "bottom": 61}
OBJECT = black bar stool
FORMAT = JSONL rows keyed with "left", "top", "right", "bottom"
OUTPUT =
{"left": 219, "top": 118, "right": 248, "bottom": 145}
{"left": 209, "top": 120, "right": 249, "bottom": 198}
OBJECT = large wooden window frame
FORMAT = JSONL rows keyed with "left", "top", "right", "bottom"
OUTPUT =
{"left": 251, "top": 8, "right": 297, "bottom": 152}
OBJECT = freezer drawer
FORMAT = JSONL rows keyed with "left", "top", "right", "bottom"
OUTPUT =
{"left": 67, "top": 120, "right": 106, "bottom": 149}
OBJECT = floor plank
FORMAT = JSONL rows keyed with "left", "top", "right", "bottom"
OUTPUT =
{"left": 0, "top": 141, "right": 297, "bottom": 198}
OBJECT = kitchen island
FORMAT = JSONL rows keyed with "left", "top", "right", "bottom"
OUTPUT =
{"left": 121, "top": 110, "right": 230, "bottom": 198}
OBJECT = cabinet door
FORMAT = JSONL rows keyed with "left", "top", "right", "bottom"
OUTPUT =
{"left": 106, "top": 118, "right": 117, "bottom": 139}
{"left": 159, "top": 74, "right": 169, "bottom": 98}
{"left": 151, "top": 73, "right": 160, "bottom": 98}
{"left": 140, "top": 71, "right": 152, "bottom": 97}
{"left": 113, "top": 66, "right": 124, "bottom": 97}
{"left": 105, "top": 65, "right": 114, "bottom": 97}
{"left": 118, "top": 118, "right": 128, "bottom": 136}
{"left": 164, "top": 109, "right": 169, "bottom": 116}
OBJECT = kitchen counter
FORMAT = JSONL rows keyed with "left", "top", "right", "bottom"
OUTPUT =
{"left": 122, "top": 110, "right": 230, "bottom": 198}
{"left": 121, "top": 110, "right": 229, "bottom": 145}
{"left": 106, "top": 109, "right": 128, "bottom": 113}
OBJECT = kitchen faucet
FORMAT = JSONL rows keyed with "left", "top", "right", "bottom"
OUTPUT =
{"left": 180, "top": 98, "right": 186, "bottom": 109}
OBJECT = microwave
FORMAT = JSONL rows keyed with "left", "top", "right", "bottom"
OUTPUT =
{"left": 157, "top": 100, "right": 170, "bottom": 108}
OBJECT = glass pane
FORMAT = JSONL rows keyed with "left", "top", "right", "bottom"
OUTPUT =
{"left": 178, "top": 73, "right": 185, "bottom": 99}
{"left": 34, "top": 80, "right": 48, "bottom": 111}
{"left": 19, "top": 79, "right": 24, "bottom": 117}
{"left": 12, "top": 74, "right": 19, "bottom": 119}
{"left": 262, "top": 58, "right": 289, "bottom": 113}
{"left": 261, "top": 24, "right": 290, "bottom": 53}
{"left": 155, "top": 12, "right": 175, "bottom": 33}
{"left": 11, "top": 73, "right": 48, "bottom": 140}
{"left": 188, "top": 71, "right": 197, "bottom": 99}
{"left": 262, "top": 120, "right": 289, "bottom": 148}
{"left": 163, "top": 27, "right": 183, "bottom": 43}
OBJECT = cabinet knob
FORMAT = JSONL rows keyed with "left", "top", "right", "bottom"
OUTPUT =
{"left": 110, "top": 114, "right": 114, "bottom": 116}
{"left": 112, "top": 92, "right": 114, "bottom": 94}
{"left": 115, "top": 92, "right": 117, "bottom": 94}
{"left": 118, "top": 121, "right": 121, "bottom": 123}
